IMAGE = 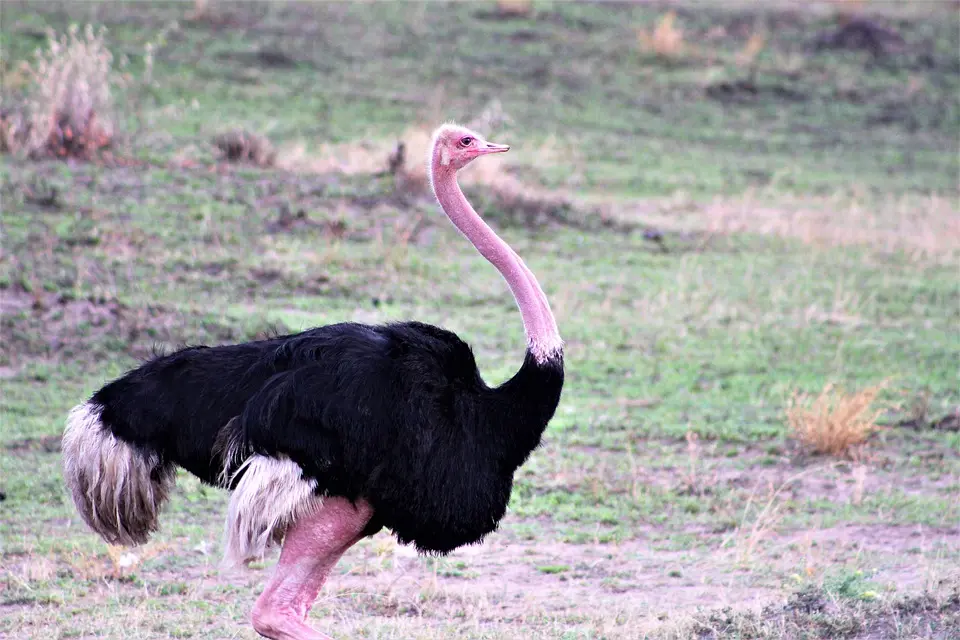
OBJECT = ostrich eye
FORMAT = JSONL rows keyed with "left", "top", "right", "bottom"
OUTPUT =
{"left": 459, "top": 136, "right": 473, "bottom": 147}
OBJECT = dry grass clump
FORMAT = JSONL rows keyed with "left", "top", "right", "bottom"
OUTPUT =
{"left": 1, "top": 25, "right": 116, "bottom": 159}
{"left": 213, "top": 129, "right": 276, "bottom": 167}
{"left": 786, "top": 382, "right": 888, "bottom": 459}
{"left": 736, "top": 31, "right": 767, "bottom": 69}
{"left": 187, "top": 0, "right": 210, "bottom": 21}
{"left": 637, "top": 11, "right": 687, "bottom": 61}
{"left": 495, "top": 0, "right": 534, "bottom": 18}
{"left": 637, "top": 11, "right": 774, "bottom": 69}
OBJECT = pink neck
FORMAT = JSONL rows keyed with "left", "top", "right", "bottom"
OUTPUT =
{"left": 430, "top": 165, "right": 562, "bottom": 364}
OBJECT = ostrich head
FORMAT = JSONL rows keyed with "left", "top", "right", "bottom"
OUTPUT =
{"left": 429, "top": 124, "right": 509, "bottom": 173}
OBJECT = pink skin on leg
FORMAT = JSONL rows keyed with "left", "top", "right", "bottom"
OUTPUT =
{"left": 251, "top": 497, "right": 374, "bottom": 640}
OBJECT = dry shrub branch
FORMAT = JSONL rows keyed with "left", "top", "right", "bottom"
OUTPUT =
{"left": 786, "top": 382, "right": 889, "bottom": 459}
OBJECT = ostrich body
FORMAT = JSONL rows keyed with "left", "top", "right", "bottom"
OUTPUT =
{"left": 62, "top": 124, "right": 564, "bottom": 640}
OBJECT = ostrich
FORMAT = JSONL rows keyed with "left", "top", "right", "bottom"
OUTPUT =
{"left": 61, "top": 124, "right": 564, "bottom": 640}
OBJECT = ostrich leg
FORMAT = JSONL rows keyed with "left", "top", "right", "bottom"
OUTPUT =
{"left": 251, "top": 497, "right": 374, "bottom": 640}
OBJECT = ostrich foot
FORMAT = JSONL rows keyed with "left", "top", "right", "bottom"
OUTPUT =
{"left": 251, "top": 608, "right": 332, "bottom": 640}
{"left": 251, "top": 497, "right": 373, "bottom": 640}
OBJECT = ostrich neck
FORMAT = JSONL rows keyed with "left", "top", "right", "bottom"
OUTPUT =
{"left": 431, "top": 166, "right": 562, "bottom": 364}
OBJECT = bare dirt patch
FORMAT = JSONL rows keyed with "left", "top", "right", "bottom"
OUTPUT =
{"left": 0, "top": 287, "right": 241, "bottom": 364}
{"left": 464, "top": 184, "right": 625, "bottom": 233}
{"left": 813, "top": 17, "right": 907, "bottom": 59}
{"left": 897, "top": 408, "right": 960, "bottom": 433}
{"left": 165, "top": 258, "right": 350, "bottom": 300}
{"left": 264, "top": 205, "right": 352, "bottom": 241}
{"left": 705, "top": 79, "right": 807, "bottom": 104}
{"left": 331, "top": 536, "right": 782, "bottom": 624}
{"left": 8, "top": 517, "right": 956, "bottom": 638}
{"left": 215, "top": 47, "right": 303, "bottom": 69}
{"left": 2, "top": 435, "right": 61, "bottom": 455}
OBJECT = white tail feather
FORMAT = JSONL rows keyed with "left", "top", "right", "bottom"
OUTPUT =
{"left": 221, "top": 455, "right": 323, "bottom": 567}
{"left": 61, "top": 402, "right": 174, "bottom": 546}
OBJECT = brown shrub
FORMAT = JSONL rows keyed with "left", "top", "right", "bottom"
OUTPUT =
{"left": 786, "top": 382, "right": 888, "bottom": 459}
{"left": 213, "top": 129, "right": 276, "bottom": 167}
{"left": 188, "top": 0, "right": 210, "bottom": 21}
{"left": 736, "top": 32, "right": 767, "bottom": 69}
{"left": 637, "top": 11, "right": 686, "bottom": 61}
{"left": 1, "top": 25, "right": 117, "bottom": 159}
{"left": 495, "top": 0, "right": 534, "bottom": 18}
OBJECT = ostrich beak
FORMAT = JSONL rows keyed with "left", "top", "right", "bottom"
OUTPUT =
{"left": 477, "top": 142, "right": 510, "bottom": 155}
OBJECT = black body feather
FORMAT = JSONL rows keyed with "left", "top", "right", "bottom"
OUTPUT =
{"left": 89, "top": 321, "right": 563, "bottom": 554}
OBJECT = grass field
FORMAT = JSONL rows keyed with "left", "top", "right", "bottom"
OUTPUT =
{"left": 1, "top": 1, "right": 958, "bottom": 638}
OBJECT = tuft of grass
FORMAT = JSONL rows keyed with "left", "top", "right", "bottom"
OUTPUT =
{"left": 638, "top": 11, "right": 686, "bottom": 61}
{"left": 536, "top": 565, "right": 570, "bottom": 575}
{"left": 1, "top": 25, "right": 116, "bottom": 159}
{"left": 187, "top": 0, "right": 209, "bottom": 20}
{"left": 495, "top": 0, "right": 534, "bottom": 19}
{"left": 736, "top": 31, "right": 767, "bottom": 70}
{"left": 823, "top": 568, "right": 879, "bottom": 602}
{"left": 786, "top": 382, "right": 888, "bottom": 459}
{"left": 832, "top": 0, "right": 867, "bottom": 22}
{"left": 213, "top": 129, "right": 276, "bottom": 167}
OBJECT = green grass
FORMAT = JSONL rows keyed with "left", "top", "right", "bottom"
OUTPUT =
{"left": 1, "top": 1, "right": 958, "bottom": 638}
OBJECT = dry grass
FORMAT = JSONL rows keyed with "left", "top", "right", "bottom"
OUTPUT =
{"left": 275, "top": 128, "right": 423, "bottom": 180}
{"left": 276, "top": 125, "right": 438, "bottom": 187}
{"left": 685, "top": 192, "right": 960, "bottom": 263}
{"left": 736, "top": 31, "right": 767, "bottom": 69}
{"left": 187, "top": 0, "right": 209, "bottom": 21}
{"left": 275, "top": 98, "right": 562, "bottom": 213}
{"left": 1, "top": 25, "right": 116, "bottom": 159}
{"left": 213, "top": 128, "right": 276, "bottom": 167}
{"left": 637, "top": 11, "right": 687, "bottom": 61}
{"left": 720, "top": 465, "right": 832, "bottom": 565}
{"left": 275, "top": 119, "right": 575, "bottom": 219}
{"left": 495, "top": 0, "right": 534, "bottom": 18}
{"left": 786, "top": 382, "right": 889, "bottom": 459}
{"left": 635, "top": 13, "right": 769, "bottom": 73}
{"left": 832, "top": 0, "right": 868, "bottom": 22}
